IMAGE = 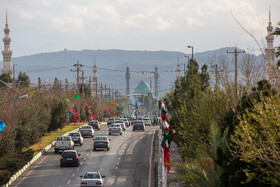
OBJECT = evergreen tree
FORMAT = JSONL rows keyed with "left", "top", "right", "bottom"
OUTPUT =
{"left": 17, "top": 72, "right": 30, "bottom": 87}
{"left": 0, "top": 73, "right": 12, "bottom": 88}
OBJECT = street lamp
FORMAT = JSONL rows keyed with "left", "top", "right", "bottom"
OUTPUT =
{"left": 13, "top": 64, "right": 18, "bottom": 79}
{"left": 0, "top": 94, "right": 28, "bottom": 105}
{"left": 187, "top": 45, "right": 194, "bottom": 60}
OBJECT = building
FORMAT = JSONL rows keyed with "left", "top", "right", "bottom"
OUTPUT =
{"left": 2, "top": 11, "right": 13, "bottom": 75}
{"left": 264, "top": 8, "right": 275, "bottom": 82}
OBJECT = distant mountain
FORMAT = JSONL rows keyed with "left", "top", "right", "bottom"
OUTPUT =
{"left": 0, "top": 48, "right": 264, "bottom": 97}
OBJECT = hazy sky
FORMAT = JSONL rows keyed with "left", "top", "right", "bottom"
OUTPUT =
{"left": 0, "top": 0, "right": 279, "bottom": 57}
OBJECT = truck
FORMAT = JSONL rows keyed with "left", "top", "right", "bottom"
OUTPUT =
{"left": 54, "top": 136, "right": 74, "bottom": 153}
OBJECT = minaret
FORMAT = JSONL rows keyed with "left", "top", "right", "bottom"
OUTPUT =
{"left": 92, "top": 59, "right": 97, "bottom": 97}
{"left": 176, "top": 57, "right": 181, "bottom": 79}
{"left": 265, "top": 8, "right": 275, "bottom": 81}
{"left": 154, "top": 66, "right": 159, "bottom": 98}
{"left": 125, "top": 66, "right": 130, "bottom": 96}
{"left": 2, "top": 11, "right": 13, "bottom": 74}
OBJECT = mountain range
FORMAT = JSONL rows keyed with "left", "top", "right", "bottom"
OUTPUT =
{"left": 1, "top": 47, "right": 264, "bottom": 97}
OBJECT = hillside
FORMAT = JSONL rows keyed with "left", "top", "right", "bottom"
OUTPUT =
{"left": 1, "top": 48, "right": 263, "bottom": 97}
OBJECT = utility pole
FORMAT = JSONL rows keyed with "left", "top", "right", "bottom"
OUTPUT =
{"left": 81, "top": 70, "right": 85, "bottom": 97}
{"left": 71, "top": 61, "right": 84, "bottom": 96}
{"left": 112, "top": 88, "right": 114, "bottom": 101}
{"left": 105, "top": 85, "right": 107, "bottom": 100}
{"left": 109, "top": 87, "right": 111, "bottom": 101}
{"left": 88, "top": 76, "right": 91, "bottom": 97}
{"left": 115, "top": 90, "right": 118, "bottom": 102}
{"left": 65, "top": 79, "right": 68, "bottom": 92}
{"left": 95, "top": 80, "right": 98, "bottom": 98}
{"left": 227, "top": 47, "right": 245, "bottom": 98}
{"left": 100, "top": 82, "right": 103, "bottom": 100}
{"left": 38, "top": 77, "right": 41, "bottom": 91}
{"left": 212, "top": 64, "right": 218, "bottom": 88}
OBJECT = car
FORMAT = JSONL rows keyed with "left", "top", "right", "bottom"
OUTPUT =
{"left": 115, "top": 120, "right": 126, "bottom": 131}
{"left": 133, "top": 121, "right": 145, "bottom": 131}
{"left": 108, "top": 124, "right": 122, "bottom": 135}
{"left": 93, "top": 136, "right": 110, "bottom": 151}
{"left": 88, "top": 120, "right": 101, "bottom": 130}
{"left": 69, "top": 132, "right": 84, "bottom": 145}
{"left": 120, "top": 118, "right": 129, "bottom": 127}
{"left": 60, "top": 150, "right": 81, "bottom": 167}
{"left": 107, "top": 118, "right": 115, "bottom": 126}
{"left": 80, "top": 171, "right": 105, "bottom": 187}
{"left": 54, "top": 136, "right": 74, "bottom": 153}
{"left": 80, "top": 125, "right": 95, "bottom": 137}
{"left": 143, "top": 119, "right": 152, "bottom": 126}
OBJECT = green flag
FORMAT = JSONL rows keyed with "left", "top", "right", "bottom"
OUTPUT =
{"left": 74, "top": 94, "right": 80, "bottom": 100}
{"left": 161, "top": 131, "right": 169, "bottom": 148}
{"left": 114, "top": 116, "right": 118, "bottom": 120}
{"left": 65, "top": 99, "right": 70, "bottom": 103}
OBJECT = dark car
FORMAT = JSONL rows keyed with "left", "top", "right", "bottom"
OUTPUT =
{"left": 88, "top": 120, "right": 101, "bottom": 130}
{"left": 133, "top": 121, "right": 145, "bottom": 131}
{"left": 93, "top": 136, "right": 110, "bottom": 151}
{"left": 60, "top": 150, "right": 81, "bottom": 167}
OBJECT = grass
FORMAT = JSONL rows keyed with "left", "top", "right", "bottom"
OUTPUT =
{"left": 29, "top": 122, "right": 85, "bottom": 156}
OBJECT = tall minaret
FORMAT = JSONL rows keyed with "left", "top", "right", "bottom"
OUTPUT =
{"left": 176, "top": 57, "right": 181, "bottom": 79}
{"left": 265, "top": 8, "right": 275, "bottom": 81}
{"left": 154, "top": 66, "right": 159, "bottom": 98}
{"left": 92, "top": 59, "right": 97, "bottom": 97}
{"left": 125, "top": 66, "right": 130, "bottom": 96}
{"left": 2, "top": 11, "right": 13, "bottom": 74}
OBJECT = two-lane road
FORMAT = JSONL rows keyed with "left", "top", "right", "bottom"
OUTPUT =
{"left": 11, "top": 124, "right": 158, "bottom": 187}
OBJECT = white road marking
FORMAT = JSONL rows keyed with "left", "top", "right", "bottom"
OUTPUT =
{"left": 67, "top": 180, "right": 71, "bottom": 184}
{"left": 115, "top": 166, "right": 118, "bottom": 169}
{"left": 72, "top": 173, "right": 75, "bottom": 177}
{"left": 87, "top": 153, "right": 89, "bottom": 156}
{"left": 81, "top": 162, "right": 84, "bottom": 165}
{"left": 83, "top": 158, "right": 86, "bottom": 161}
{"left": 76, "top": 167, "right": 80, "bottom": 171}
{"left": 118, "top": 157, "right": 121, "bottom": 161}
{"left": 148, "top": 131, "right": 155, "bottom": 187}
{"left": 117, "top": 161, "right": 119, "bottom": 165}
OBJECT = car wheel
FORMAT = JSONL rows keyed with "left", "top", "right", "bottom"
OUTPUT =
{"left": 120, "top": 132, "right": 122, "bottom": 135}
{"left": 109, "top": 133, "right": 111, "bottom": 135}
{"left": 133, "top": 129, "right": 135, "bottom": 131}
{"left": 60, "top": 163, "right": 63, "bottom": 167}
{"left": 72, "top": 146, "right": 75, "bottom": 150}
{"left": 55, "top": 149, "right": 58, "bottom": 154}
{"left": 107, "top": 148, "right": 110, "bottom": 151}
{"left": 93, "top": 147, "right": 96, "bottom": 151}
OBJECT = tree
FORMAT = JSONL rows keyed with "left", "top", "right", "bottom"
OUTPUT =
{"left": 0, "top": 73, "right": 12, "bottom": 88}
{"left": 273, "top": 22, "right": 280, "bottom": 63}
{"left": 17, "top": 72, "right": 30, "bottom": 87}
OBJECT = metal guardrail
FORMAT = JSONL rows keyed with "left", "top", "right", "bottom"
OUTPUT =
{"left": 1, "top": 127, "right": 81, "bottom": 187}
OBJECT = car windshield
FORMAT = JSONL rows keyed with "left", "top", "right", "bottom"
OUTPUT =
{"left": 116, "top": 121, "right": 123, "bottom": 123}
{"left": 69, "top": 133, "right": 80, "bottom": 136}
{"left": 108, "top": 119, "right": 114, "bottom": 121}
{"left": 84, "top": 173, "right": 100, "bottom": 179}
{"left": 90, "top": 121, "right": 98, "bottom": 124}
{"left": 81, "top": 126, "right": 91, "bottom": 129}
{"left": 56, "top": 136, "right": 71, "bottom": 141}
{"left": 135, "top": 122, "right": 143, "bottom": 125}
{"left": 94, "top": 137, "right": 107, "bottom": 141}
{"left": 110, "top": 125, "right": 120, "bottom": 128}
{"left": 62, "top": 152, "right": 76, "bottom": 157}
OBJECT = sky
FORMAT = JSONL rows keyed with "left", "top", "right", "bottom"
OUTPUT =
{"left": 0, "top": 0, "right": 279, "bottom": 57}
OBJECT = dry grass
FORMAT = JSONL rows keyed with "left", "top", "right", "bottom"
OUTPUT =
{"left": 29, "top": 122, "right": 85, "bottom": 156}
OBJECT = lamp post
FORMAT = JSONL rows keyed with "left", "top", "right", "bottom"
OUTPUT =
{"left": 13, "top": 64, "right": 17, "bottom": 79}
{"left": 0, "top": 94, "right": 28, "bottom": 105}
{"left": 187, "top": 45, "right": 194, "bottom": 60}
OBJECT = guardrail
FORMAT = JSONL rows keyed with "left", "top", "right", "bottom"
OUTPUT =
{"left": 1, "top": 127, "right": 81, "bottom": 187}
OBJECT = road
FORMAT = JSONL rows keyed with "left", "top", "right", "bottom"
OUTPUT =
{"left": 11, "top": 124, "right": 158, "bottom": 187}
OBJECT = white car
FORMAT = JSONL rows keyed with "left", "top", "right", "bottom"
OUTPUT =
{"left": 115, "top": 120, "right": 126, "bottom": 131}
{"left": 80, "top": 171, "right": 105, "bottom": 187}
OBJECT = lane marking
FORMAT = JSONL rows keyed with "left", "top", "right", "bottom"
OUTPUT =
{"left": 83, "top": 158, "right": 87, "bottom": 161}
{"left": 148, "top": 131, "right": 155, "bottom": 187}
{"left": 117, "top": 161, "right": 119, "bottom": 165}
{"left": 76, "top": 167, "right": 80, "bottom": 171}
{"left": 72, "top": 173, "right": 75, "bottom": 177}
{"left": 67, "top": 180, "right": 71, "bottom": 184}
{"left": 87, "top": 153, "right": 89, "bottom": 156}
{"left": 81, "top": 162, "right": 84, "bottom": 165}
{"left": 15, "top": 155, "right": 48, "bottom": 185}
{"left": 118, "top": 157, "right": 121, "bottom": 161}
{"left": 115, "top": 166, "right": 118, "bottom": 169}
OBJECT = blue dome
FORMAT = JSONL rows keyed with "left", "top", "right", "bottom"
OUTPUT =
{"left": 133, "top": 80, "right": 151, "bottom": 95}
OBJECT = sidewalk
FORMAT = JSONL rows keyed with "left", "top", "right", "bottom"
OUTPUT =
{"left": 167, "top": 142, "right": 184, "bottom": 187}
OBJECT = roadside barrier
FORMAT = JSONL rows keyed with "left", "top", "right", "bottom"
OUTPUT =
{"left": 2, "top": 127, "right": 81, "bottom": 187}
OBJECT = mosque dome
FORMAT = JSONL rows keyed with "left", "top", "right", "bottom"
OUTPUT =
{"left": 133, "top": 80, "right": 151, "bottom": 95}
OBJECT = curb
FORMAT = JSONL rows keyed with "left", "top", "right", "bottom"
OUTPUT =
{"left": 2, "top": 127, "right": 81, "bottom": 187}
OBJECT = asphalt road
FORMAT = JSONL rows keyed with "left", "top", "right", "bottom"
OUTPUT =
{"left": 11, "top": 124, "right": 158, "bottom": 187}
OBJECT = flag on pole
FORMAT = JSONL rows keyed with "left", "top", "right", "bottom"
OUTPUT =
{"left": 0, "top": 120, "right": 6, "bottom": 132}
